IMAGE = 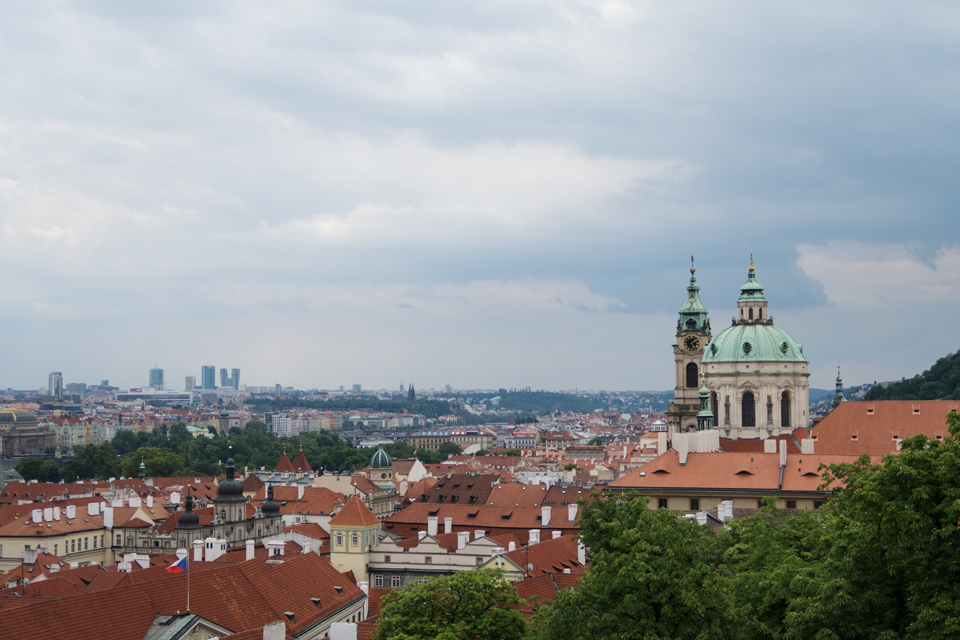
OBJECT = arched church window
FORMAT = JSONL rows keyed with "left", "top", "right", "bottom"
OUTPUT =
{"left": 758, "top": 308, "right": 763, "bottom": 320}
{"left": 742, "top": 392, "right": 756, "bottom": 427}
{"left": 749, "top": 308, "right": 754, "bottom": 320}
{"left": 686, "top": 363, "right": 698, "bottom": 388}
{"left": 781, "top": 392, "right": 790, "bottom": 427}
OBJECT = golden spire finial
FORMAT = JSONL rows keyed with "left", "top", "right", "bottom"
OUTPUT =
{"left": 690, "top": 255, "right": 695, "bottom": 275}
{"left": 749, "top": 248, "right": 755, "bottom": 272}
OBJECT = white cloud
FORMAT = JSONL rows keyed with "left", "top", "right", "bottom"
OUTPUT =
{"left": 798, "top": 242, "right": 960, "bottom": 307}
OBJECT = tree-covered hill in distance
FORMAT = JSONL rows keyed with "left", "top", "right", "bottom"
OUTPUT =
{"left": 864, "top": 349, "right": 960, "bottom": 401}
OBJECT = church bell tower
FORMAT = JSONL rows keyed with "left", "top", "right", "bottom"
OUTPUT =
{"left": 666, "top": 258, "right": 712, "bottom": 438}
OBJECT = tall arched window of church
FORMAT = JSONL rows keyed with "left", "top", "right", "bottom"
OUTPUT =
{"left": 781, "top": 392, "right": 790, "bottom": 427}
{"left": 686, "top": 363, "right": 698, "bottom": 388}
{"left": 742, "top": 392, "right": 756, "bottom": 427}
{"left": 749, "top": 308, "right": 753, "bottom": 320}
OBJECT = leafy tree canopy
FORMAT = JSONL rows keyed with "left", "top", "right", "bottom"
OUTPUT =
{"left": 865, "top": 348, "right": 960, "bottom": 400}
{"left": 375, "top": 569, "right": 527, "bottom": 640}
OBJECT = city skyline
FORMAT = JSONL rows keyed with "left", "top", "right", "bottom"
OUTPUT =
{"left": 1, "top": 3, "right": 958, "bottom": 392}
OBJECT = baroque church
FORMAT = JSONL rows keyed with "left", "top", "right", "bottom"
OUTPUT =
{"left": 666, "top": 257, "right": 810, "bottom": 441}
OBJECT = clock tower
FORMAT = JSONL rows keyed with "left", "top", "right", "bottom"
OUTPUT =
{"left": 666, "top": 258, "right": 712, "bottom": 438}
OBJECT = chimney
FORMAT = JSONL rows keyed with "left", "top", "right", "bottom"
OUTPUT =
{"left": 176, "top": 548, "right": 188, "bottom": 564}
{"left": 32, "top": 509, "right": 42, "bottom": 524}
{"left": 541, "top": 506, "right": 552, "bottom": 527}
{"left": 552, "top": 531, "right": 561, "bottom": 540}
{"left": 578, "top": 540, "right": 586, "bottom": 565}
{"left": 763, "top": 439, "right": 777, "bottom": 454}
{"left": 358, "top": 581, "right": 370, "bottom": 619}
{"left": 204, "top": 537, "right": 217, "bottom": 562}
{"left": 193, "top": 539, "right": 203, "bottom": 562}
{"left": 298, "top": 485, "right": 305, "bottom": 500}
{"left": 65, "top": 505, "right": 76, "bottom": 519}
{"left": 111, "top": 500, "right": 123, "bottom": 508}
{"left": 103, "top": 506, "right": 114, "bottom": 529}
{"left": 427, "top": 517, "right": 438, "bottom": 537}
{"left": 53, "top": 507, "right": 61, "bottom": 521}
{"left": 719, "top": 500, "right": 733, "bottom": 522}
{"left": 418, "top": 531, "right": 426, "bottom": 540}
{"left": 262, "top": 621, "right": 286, "bottom": 640}
{"left": 528, "top": 530, "right": 540, "bottom": 545}
{"left": 128, "top": 497, "right": 141, "bottom": 508}
{"left": 43, "top": 508, "right": 52, "bottom": 522}
{"left": 246, "top": 539, "right": 255, "bottom": 561}
{"left": 474, "top": 530, "right": 485, "bottom": 540}
{"left": 118, "top": 562, "right": 133, "bottom": 573}
{"left": 491, "top": 547, "right": 504, "bottom": 557}
{"left": 146, "top": 495, "right": 154, "bottom": 508}
{"left": 444, "top": 517, "right": 452, "bottom": 534}
{"left": 696, "top": 511, "right": 707, "bottom": 526}
{"left": 801, "top": 438, "right": 815, "bottom": 455}
{"left": 23, "top": 548, "right": 38, "bottom": 565}
{"left": 457, "top": 532, "right": 469, "bottom": 549}
{"left": 568, "top": 503, "right": 578, "bottom": 523}
{"left": 508, "top": 541, "right": 516, "bottom": 552}
{"left": 170, "top": 492, "right": 181, "bottom": 505}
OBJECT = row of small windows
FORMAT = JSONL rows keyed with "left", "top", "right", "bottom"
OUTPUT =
{"left": 655, "top": 498, "right": 823, "bottom": 510}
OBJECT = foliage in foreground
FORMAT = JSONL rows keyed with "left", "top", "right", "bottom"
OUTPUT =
{"left": 375, "top": 569, "right": 527, "bottom": 640}
{"left": 532, "top": 411, "right": 960, "bottom": 640}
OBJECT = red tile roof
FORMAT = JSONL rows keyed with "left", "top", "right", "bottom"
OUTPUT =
{"left": 811, "top": 400, "right": 960, "bottom": 456}
{"left": 504, "top": 535, "right": 585, "bottom": 577}
{"left": 291, "top": 450, "right": 313, "bottom": 473}
{"left": 329, "top": 496, "right": 380, "bottom": 527}
{"left": 275, "top": 454, "right": 295, "bottom": 472}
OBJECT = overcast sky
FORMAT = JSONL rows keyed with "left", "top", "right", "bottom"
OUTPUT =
{"left": 1, "top": 1, "right": 958, "bottom": 392}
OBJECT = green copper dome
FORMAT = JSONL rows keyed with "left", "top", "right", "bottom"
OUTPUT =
{"left": 702, "top": 322, "right": 805, "bottom": 364}
{"left": 370, "top": 445, "right": 392, "bottom": 469}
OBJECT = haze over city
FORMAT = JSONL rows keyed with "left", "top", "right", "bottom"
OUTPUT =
{"left": 1, "top": 2, "right": 959, "bottom": 391}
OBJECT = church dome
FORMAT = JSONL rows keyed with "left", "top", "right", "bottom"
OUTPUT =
{"left": 702, "top": 323, "right": 806, "bottom": 364}
{"left": 216, "top": 457, "right": 246, "bottom": 502}
{"left": 370, "top": 445, "right": 392, "bottom": 469}
{"left": 176, "top": 492, "right": 201, "bottom": 529}
{"left": 261, "top": 484, "right": 280, "bottom": 517}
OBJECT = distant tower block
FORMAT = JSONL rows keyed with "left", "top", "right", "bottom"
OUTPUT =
{"left": 149, "top": 367, "right": 164, "bottom": 390}
{"left": 48, "top": 372, "right": 63, "bottom": 399}
{"left": 185, "top": 376, "right": 196, "bottom": 391}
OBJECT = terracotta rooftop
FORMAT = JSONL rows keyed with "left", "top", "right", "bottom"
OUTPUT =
{"left": 329, "top": 496, "right": 380, "bottom": 527}
{"left": 274, "top": 453, "right": 295, "bottom": 473}
{"left": 504, "top": 535, "right": 585, "bottom": 577}
{"left": 291, "top": 450, "right": 313, "bottom": 473}
{"left": 810, "top": 400, "right": 960, "bottom": 456}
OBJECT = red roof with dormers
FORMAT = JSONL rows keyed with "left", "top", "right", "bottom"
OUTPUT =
{"left": 329, "top": 496, "right": 379, "bottom": 527}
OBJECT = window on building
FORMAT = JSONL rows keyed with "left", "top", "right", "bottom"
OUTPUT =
{"left": 351, "top": 532, "right": 359, "bottom": 547}
{"left": 384, "top": 556, "right": 391, "bottom": 563}
{"left": 710, "top": 392, "right": 719, "bottom": 422}
{"left": 657, "top": 498, "right": 668, "bottom": 510}
{"left": 374, "top": 575, "right": 383, "bottom": 587}
{"left": 781, "top": 391, "right": 791, "bottom": 427}
{"left": 786, "top": 500, "right": 797, "bottom": 509}
{"left": 476, "top": 557, "right": 483, "bottom": 566}
{"left": 690, "top": 499, "right": 700, "bottom": 511}
{"left": 814, "top": 501, "right": 824, "bottom": 509}
{"left": 425, "top": 556, "right": 432, "bottom": 564}
{"left": 742, "top": 392, "right": 756, "bottom": 427}
{"left": 686, "top": 362, "right": 699, "bottom": 388}
{"left": 391, "top": 575, "right": 401, "bottom": 588}
{"left": 336, "top": 532, "right": 344, "bottom": 547}
{"left": 84, "top": 538, "right": 88, "bottom": 550}
{"left": 116, "top": 535, "right": 121, "bottom": 546}
{"left": 71, "top": 540, "right": 75, "bottom": 553}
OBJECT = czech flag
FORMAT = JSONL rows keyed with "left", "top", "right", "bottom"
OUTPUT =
{"left": 166, "top": 556, "right": 188, "bottom": 574}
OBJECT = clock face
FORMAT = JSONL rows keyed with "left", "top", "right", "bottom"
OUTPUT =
{"left": 683, "top": 336, "right": 701, "bottom": 351}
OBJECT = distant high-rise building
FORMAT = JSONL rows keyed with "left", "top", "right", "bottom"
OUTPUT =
{"left": 48, "top": 372, "right": 63, "bottom": 399}
{"left": 185, "top": 376, "right": 196, "bottom": 391}
{"left": 231, "top": 368, "right": 240, "bottom": 390}
{"left": 400, "top": 383, "right": 405, "bottom": 394}
{"left": 149, "top": 367, "right": 164, "bottom": 390}
{"left": 201, "top": 366, "right": 216, "bottom": 390}
{"left": 445, "top": 384, "right": 452, "bottom": 394}
{"left": 352, "top": 384, "right": 362, "bottom": 394}
{"left": 220, "top": 368, "right": 229, "bottom": 387}
{"left": 218, "top": 368, "right": 241, "bottom": 389}
{"left": 275, "top": 384, "right": 282, "bottom": 396}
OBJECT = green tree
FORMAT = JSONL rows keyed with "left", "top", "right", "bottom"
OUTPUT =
{"left": 562, "top": 463, "right": 580, "bottom": 471}
{"left": 39, "top": 460, "right": 61, "bottom": 482}
{"left": 121, "top": 447, "right": 188, "bottom": 478}
{"left": 785, "top": 411, "right": 960, "bottom": 639}
{"left": 15, "top": 457, "right": 44, "bottom": 481}
{"left": 438, "top": 442, "right": 462, "bottom": 459}
{"left": 531, "top": 493, "right": 736, "bottom": 640}
{"left": 375, "top": 569, "right": 527, "bottom": 640}
{"left": 67, "top": 443, "right": 121, "bottom": 480}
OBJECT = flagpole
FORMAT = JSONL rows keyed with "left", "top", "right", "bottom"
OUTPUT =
{"left": 186, "top": 552, "right": 190, "bottom": 612}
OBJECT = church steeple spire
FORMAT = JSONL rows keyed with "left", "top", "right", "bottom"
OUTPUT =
{"left": 735, "top": 253, "right": 769, "bottom": 325}
{"left": 678, "top": 256, "right": 710, "bottom": 334}
{"left": 831, "top": 365, "right": 846, "bottom": 410}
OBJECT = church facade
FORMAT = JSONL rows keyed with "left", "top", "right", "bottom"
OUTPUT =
{"left": 668, "top": 258, "right": 810, "bottom": 441}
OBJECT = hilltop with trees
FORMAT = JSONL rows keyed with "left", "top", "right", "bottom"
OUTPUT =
{"left": 865, "top": 349, "right": 960, "bottom": 400}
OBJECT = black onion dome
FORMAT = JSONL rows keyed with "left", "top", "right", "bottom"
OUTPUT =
{"left": 216, "top": 457, "right": 246, "bottom": 502}
{"left": 261, "top": 484, "right": 280, "bottom": 517}
{"left": 176, "top": 492, "right": 201, "bottom": 529}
